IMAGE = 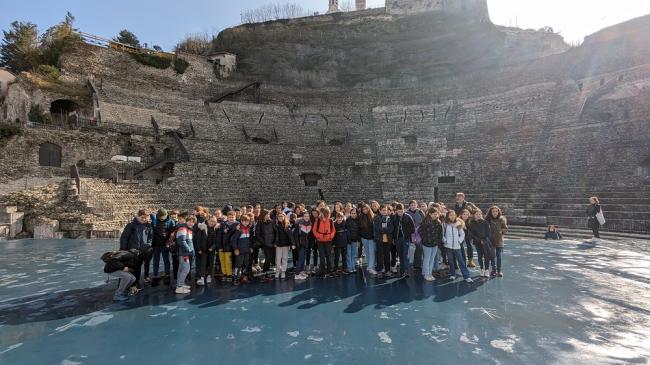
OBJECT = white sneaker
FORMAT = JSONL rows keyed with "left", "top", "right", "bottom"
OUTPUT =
{"left": 465, "top": 277, "right": 474, "bottom": 283}
{"left": 280, "top": 271, "right": 286, "bottom": 279}
{"left": 450, "top": 276, "right": 456, "bottom": 281}
{"left": 368, "top": 269, "right": 377, "bottom": 275}
{"left": 391, "top": 266, "right": 398, "bottom": 273}
{"left": 175, "top": 287, "right": 190, "bottom": 294}
{"left": 206, "top": 276, "right": 212, "bottom": 284}
{"left": 275, "top": 272, "right": 280, "bottom": 279}
{"left": 196, "top": 277, "right": 205, "bottom": 286}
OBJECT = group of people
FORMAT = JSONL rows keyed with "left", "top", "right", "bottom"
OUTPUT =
{"left": 102, "top": 193, "right": 605, "bottom": 301}
{"left": 102, "top": 193, "right": 513, "bottom": 301}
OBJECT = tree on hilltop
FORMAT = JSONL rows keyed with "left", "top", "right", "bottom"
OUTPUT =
{"left": 114, "top": 29, "right": 140, "bottom": 47}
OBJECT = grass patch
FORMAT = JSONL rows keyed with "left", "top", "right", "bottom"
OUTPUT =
{"left": 173, "top": 57, "right": 190, "bottom": 74}
{"left": 131, "top": 52, "right": 172, "bottom": 69}
{"left": 0, "top": 123, "right": 23, "bottom": 139}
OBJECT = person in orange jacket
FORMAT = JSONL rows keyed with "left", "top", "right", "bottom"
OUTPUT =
{"left": 312, "top": 206, "right": 336, "bottom": 278}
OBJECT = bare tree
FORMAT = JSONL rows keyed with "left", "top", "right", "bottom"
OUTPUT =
{"left": 241, "top": 2, "right": 313, "bottom": 24}
{"left": 175, "top": 31, "right": 213, "bottom": 55}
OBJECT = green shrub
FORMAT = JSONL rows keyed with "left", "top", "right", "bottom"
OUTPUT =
{"left": 36, "top": 64, "right": 60, "bottom": 79}
{"left": 0, "top": 123, "right": 23, "bottom": 139}
{"left": 173, "top": 57, "right": 190, "bottom": 74}
{"left": 131, "top": 53, "right": 171, "bottom": 69}
{"left": 28, "top": 104, "right": 49, "bottom": 124}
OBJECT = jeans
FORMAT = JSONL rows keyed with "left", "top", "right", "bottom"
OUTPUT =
{"left": 421, "top": 245, "right": 439, "bottom": 278}
{"left": 396, "top": 238, "right": 411, "bottom": 275}
{"left": 333, "top": 246, "right": 348, "bottom": 271}
{"left": 219, "top": 251, "right": 233, "bottom": 276}
{"left": 446, "top": 248, "right": 470, "bottom": 279}
{"left": 376, "top": 242, "right": 392, "bottom": 273}
{"left": 347, "top": 241, "right": 359, "bottom": 271}
{"left": 318, "top": 242, "right": 333, "bottom": 274}
{"left": 433, "top": 248, "right": 441, "bottom": 271}
{"left": 276, "top": 246, "right": 290, "bottom": 273}
{"left": 296, "top": 247, "right": 306, "bottom": 273}
{"left": 177, "top": 256, "right": 191, "bottom": 287}
{"left": 361, "top": 238, "right": 375, "bottom": 271}
{"left": 152, "top": 246, "right": 170, "bottom": 277}
{"left": 110, "top": 270, "right": 135, "bottom": 298}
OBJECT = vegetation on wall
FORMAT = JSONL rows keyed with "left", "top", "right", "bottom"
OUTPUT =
{"left": 0, "top": 12, "right": 81, "bottom": 73}
{"left": 28, "top": 104, "right": 49, "bottom": 124}
{"left": 131, "top": 52, "right": 172, "bottom": 69}
{"left": 172, "top": 57, "right": 190, "bottom": 74}
{"left": 0, "top": 123, "right": 23, "bottom": 140}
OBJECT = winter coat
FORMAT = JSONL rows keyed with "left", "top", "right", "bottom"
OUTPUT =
{"left": 255, "top": 220, "right": 278, "bottom": 248}
{"left": 312, "top": 218, "right": 336, "bottom": 243}
{"left": 193, "top": 221, "right": 209, "bottom": 253}
{"left": 405, "top": 208, "right": 425, "bottom": 227}
{"left": 373, "top": 214, "right": 394, "bottom": 244}
{"left": 333, "top": 220, "right": 351, "bottom": 248}
{"left": 276, "top": 224, "right": 294, "bottom": 247}
{"left": 295, "top": 219, "right": 312, "bottom": 248}
{"left": 119, "top": 218, "right": 152, "bottom": 252}
{"left": 175, "top": 224, "right": 195, "bottom": 257}
{"left": 206, "top": 225, "right": 220, "bottom": 251}
{"left": 231, "top": 225, "right": 253, "bottom": 252}
{"left": 443, "top": 222, "right": 465, "bottom": 250}
{"left": 346, "top": 217, "right": 361, "bottom": 242}
{"left": 468, "top": 219, "right": 491, "bottom": 244}
{"left": 487, "top": 216, "right": 508, "bottom": 248}
{"left": 418, "top": 220, "right": 443, "bottom": 248}
{"left": 358, "top": 214, "right": 375, "bottom": 240}
{"left": 219, "top": 221, "right": 239, "bottom": 251}
{"left": 392, "top": 214, "right": 415, "bottom": 241}
{"left": 103, "top": 250, "right": 139, "bottom": 273}
{"left": 151, "top": 214, "right": 175, "bottom": 247}
{"left": 586, "top": 204, "right": 602, "bottom": 228}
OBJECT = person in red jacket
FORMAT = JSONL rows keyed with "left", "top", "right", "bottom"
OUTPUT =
{"left": 312, "top": 206, "right": 336, "bottom": 278}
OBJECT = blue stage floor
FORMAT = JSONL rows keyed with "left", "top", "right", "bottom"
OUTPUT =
{"left": 1, "top": 239, "right": 649, "bottom": 364}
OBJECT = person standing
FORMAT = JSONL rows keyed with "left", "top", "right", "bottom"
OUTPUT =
{"left": 312, "top": 207, "right": 336, "bottom": 278}
{"left": 453, "top": 193, "right": 473, "bottom": 215}
{"left": 442, "top": 210, "right": 473, "bottom": 283}
{"left": 392, "top": 203, "right": 415, "bottom": 278}
{"left": 358, "top": 204, "right": 376, "bottom": 274}
{"left": 119, "top": 209, "right": 152, "bottom": 289}
{"left": 175, "top": 214, "right": 196, "bottom": 294}
{"left": 418, "top": 207, "right": 443, "bottom": 281}
{"left": 150, "top": 208, "right": 175, "bottom": 285}
{"left": 586, "top": 197, "right": 603, "bottom": 240}
{"left": 486, "top": 206, "right": 508, "bottom": 277}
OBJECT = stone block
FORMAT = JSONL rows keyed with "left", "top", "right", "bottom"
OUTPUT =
{"left": 33, "top": 220, "right": 60, "bottom": 240}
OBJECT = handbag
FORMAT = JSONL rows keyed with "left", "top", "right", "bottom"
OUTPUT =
{"left": 596, "top": 210, "right": 606, "bottom": 225}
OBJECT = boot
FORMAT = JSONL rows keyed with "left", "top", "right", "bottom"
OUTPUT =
{"left": 467, "top": 259, "right": 476, "bottom": 268}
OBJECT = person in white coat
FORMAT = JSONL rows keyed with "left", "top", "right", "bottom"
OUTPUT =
{"left": 442, "top": 210, "right": 473, "bottom": 282}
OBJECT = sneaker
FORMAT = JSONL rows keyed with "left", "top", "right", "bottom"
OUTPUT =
{"left": 144, "top": 277, "right": 151, "bottom": 284}
{"left": 206, "top": 276, "right": 212, "bottom": 284}
{"left": 175, "top": 287, "right": 190, "bottom": 294}
{"left": 450, "top": 276, "right": 456, "bottom": 281}
{"left": 429, "top": 275, "right": 436, "bottom": 281}
{"left": 390, "top": 266, "right": 398, "bottom": 273}
{"left": 490, "top": 271, "right": 497, "bottom": 277}
{"left": 465, "top": 277, "right": 474, "bottom": 283}
{"left": 113, "top": 293, "right": 129, "bottom": 302}
{"left": 497, "top": 272, "right": 504, "bottom": 277}
{"left": 368, "top": 269, "right": 377, "bottom": 275}
{"left": 274, "top": 272, "right": 280, "bottom": 279}
{"left": 280, "top": 271, "right": 286, "bottom": 279}
{"left": 197, "top": 277, "right": 205, "bottom": 286}
{"left": 479, "top": 269, "right": 485, "bottom": 277}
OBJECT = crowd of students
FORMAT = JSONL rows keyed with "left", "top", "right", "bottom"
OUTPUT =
{"left": 102, "top": 193, "right": 512, "bottom": 301}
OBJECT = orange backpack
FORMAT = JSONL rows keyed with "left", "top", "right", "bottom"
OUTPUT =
{"left": 313, "top": 218, "right": 336, "bottom": 243}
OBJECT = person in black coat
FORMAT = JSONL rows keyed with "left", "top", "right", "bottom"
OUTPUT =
{"left": 119, "top": 209, "right": 152, "bottom": 288}
{"left": 333, "top": 212, "right": 351, "bottom": 274}
{"left": 102, "top": 250, "right": 139, "bottom": 301}
{"left": 255, "top": 210, "right": 278, "bottom": 276}
{"left": 586, "top": 196, "right": 603, "bottom": 239}
{"left": 392, "top": 204, "right": 415, "bottom": 277}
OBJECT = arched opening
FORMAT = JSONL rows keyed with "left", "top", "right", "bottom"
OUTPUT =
{"left": 50, "top": 99, "right": 78, "bottom": 123}
{"left": 328, "top": 138, "right": 344, "bottom": 146}
{"left": 38, "top": 142, "right": 62, "bottom": 167}
{"left": 301, "top": 173, "right": 321, "bottom": 187}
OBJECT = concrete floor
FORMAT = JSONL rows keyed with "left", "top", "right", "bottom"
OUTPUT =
{"left": 0, "top": 238, "right": 649, "bottom": 364}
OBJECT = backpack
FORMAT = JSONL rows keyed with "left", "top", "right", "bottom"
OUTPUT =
{"left": 166, "top": 226, "right": 180, "bottom": 249}
{"left": 314, "top": 218, "right": 335, "bottom": 242}
{"left": 101, "top": 251, "right": 121, "bottom": 263}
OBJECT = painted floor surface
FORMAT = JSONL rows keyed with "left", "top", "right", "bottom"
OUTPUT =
{"left": 0, "top": 239, "right": 649, "bottom": 365}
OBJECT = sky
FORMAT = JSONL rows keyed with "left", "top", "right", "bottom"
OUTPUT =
{"left": 2, "top": 0, "right": 650, "bottom": 50}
